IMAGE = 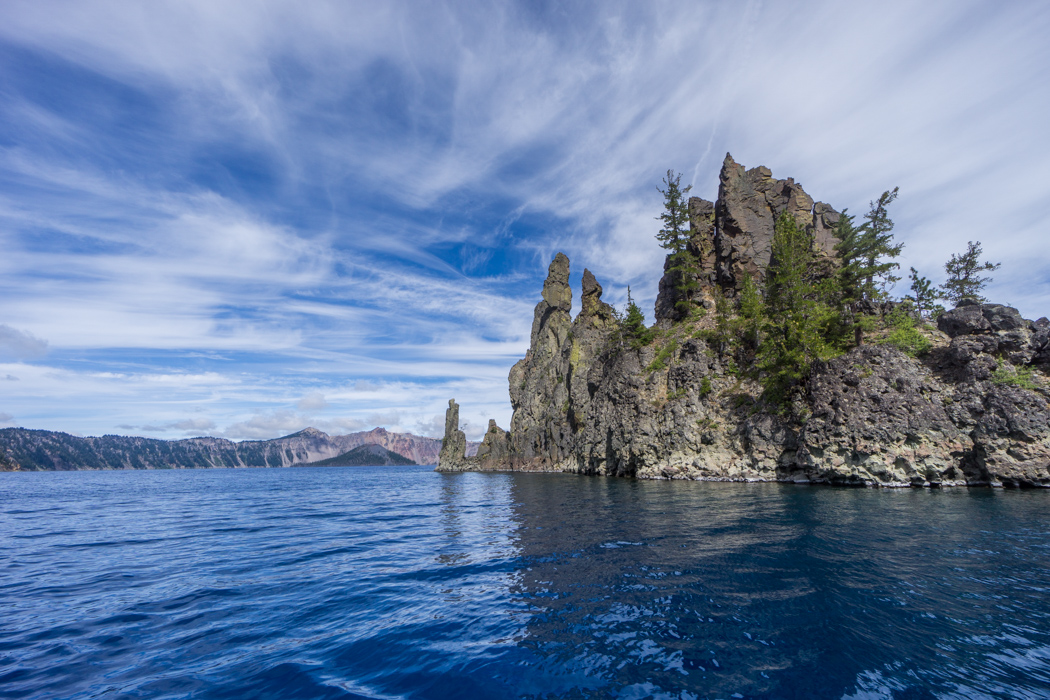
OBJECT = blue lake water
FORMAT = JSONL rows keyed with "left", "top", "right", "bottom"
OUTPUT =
{"left": 2, "top": 466, "right": 1050, "bottom": 699}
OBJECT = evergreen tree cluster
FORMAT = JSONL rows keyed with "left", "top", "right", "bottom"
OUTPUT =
{"left": 630, "top": 170, "right": 1006, "bottom": 405}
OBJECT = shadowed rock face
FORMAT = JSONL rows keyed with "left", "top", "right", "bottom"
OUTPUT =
{"left": 437, "top": 400, "right": 469, "bottom": 471}
{"left": 715, "top": 154, "right": 841, "bottom": 290}
{"left": 439, "top": 158, "right": 1050, "bottom": 487}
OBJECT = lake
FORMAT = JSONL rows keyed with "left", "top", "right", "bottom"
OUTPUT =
{"left": 2, "top": 466, "right": 1049, "bottom": 699}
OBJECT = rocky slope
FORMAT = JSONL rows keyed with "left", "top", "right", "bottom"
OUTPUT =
{"left": 0, "top": 425, "right": 476, "bottom": 471}
{"left": 301, "top": 443, "right": 416, "bottom": 467}
{"left": 438, "top": 155, "right": 1050, "bottom": 487}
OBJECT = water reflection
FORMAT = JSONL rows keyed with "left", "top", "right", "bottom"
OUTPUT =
{"left": 502, "top": 475, "right": 1050, "bottom": 698}
{"left": 5, "top": 468, "right": 1048, "bottom": 699}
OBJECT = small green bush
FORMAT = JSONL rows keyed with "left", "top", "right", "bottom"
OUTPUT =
{"left": 731, "top": 393, "right": 753, "bottom": 409}
{"left": 879, "top": 308, "right": 931, "bottom": 357}
{"left": 692, "top": 328, "right": 717, "bottom": 343}
{"left": 699, "top": 377, "right": 713, "bottom": 397}
{"left": 992, "top": 359, "right": 1037, "bottom": 390}
{"left": 646, "top": 339, "right": 678, "bottom": 373}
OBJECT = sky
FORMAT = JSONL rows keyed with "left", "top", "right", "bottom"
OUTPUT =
{"left": 1, "top": 0, "right": 1048, "bottom": 442}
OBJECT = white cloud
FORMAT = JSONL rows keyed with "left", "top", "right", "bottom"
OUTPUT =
{"left": 458, "top": 419, "right": 485, "bottom": 442}
{"left": 416, "top": 413, "right": 445, "bottom": 438}
{"left": 296, "top": 392, "right": 328, "bottom": 412}
{"left": 0, "top": 0, "right": 1048, "bottom": 438}
{"left": 220, "top": 410, "right": 371, "bottom": 440}
{"left": 171, "top": 417, "right": 217, "bottom": 432}
{"left": 365, "top": 411, "right": 401, "bottom": 428}
{"left": 0, "top": 325, "right": 48, "bottom": 360}
{"left": 221, "top": 410, "right": 305, "bottom": 440}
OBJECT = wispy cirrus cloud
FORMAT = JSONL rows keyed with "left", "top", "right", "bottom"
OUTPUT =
{"left": 0, "top": 0, "right": 1047, "bottom": 439}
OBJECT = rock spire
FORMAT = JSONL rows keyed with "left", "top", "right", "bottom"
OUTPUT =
{"left": 438, "top": 157, "right": 1050, "bottom": 487}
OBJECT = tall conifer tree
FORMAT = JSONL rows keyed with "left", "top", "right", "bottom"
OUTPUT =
{"left": 834, "top": 188, "right": 903, "bottom": 344}
{"left": 758, "top": 214, "right": 842, "bottom": 402}
{"left": 655, "top": 170, "right": 700, "bottom": 317}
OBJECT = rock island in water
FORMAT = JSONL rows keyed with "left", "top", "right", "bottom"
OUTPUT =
{"left": 439, "top": 155, "right": 1050, "bottom": 487}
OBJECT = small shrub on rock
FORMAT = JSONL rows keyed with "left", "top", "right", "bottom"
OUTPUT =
{"left": 992, "top": 359, "right": 1037, "bottom": 390}
{"left": 879, "top": 307, "right": 931, "bottom": 357}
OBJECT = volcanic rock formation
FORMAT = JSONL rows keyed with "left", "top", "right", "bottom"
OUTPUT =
{"left": 654, "top": 154, "right": 841, "bottom": 323}
{"left": 438, "top": 155, "right": 1050, "bottom": 487}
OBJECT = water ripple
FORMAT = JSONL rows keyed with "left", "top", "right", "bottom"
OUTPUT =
{"left": 1, "top": 468, "right": 1049, "bottom": 698}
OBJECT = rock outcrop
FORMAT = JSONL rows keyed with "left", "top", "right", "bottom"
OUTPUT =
{"left": 435, "top": 401, "right": 512, "bottom": 472}
{"left": 654, "top": 154, "right": 841, "bottom": 323}
{"left": 439, "top": 156, "right": 1050, "bottom": 487}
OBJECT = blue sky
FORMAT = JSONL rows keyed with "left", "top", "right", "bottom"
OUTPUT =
{"left": 1, "top": 0, "right": 1048, "bottom": 441}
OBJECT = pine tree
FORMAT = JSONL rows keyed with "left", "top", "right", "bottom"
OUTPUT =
{"left": 655, "top": 169, "right": 692, "bottom": 254}
{"left": 905, "top": 267, "right": 943, "bottom": 319}
{"left": 758, "top": 214, "right": 843, "bottom": 402}
{"left": 860, "top": 188, "right": 904, "bottom": 297}
{"left": 655, "top": 169, "right": 699, "bottom": 318}
{"left": 736, "top": 272, "right": 764, "bottom": 351}
{"left": 834, "top": 188, "right": 903, "bottom": 345}
{"left": 940, "top": 241, "right": 1000, "bottom": 305}
{"left": 620, "top": 287, "right": 654, "bottom": 349}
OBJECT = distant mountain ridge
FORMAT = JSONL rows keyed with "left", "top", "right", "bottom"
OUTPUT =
{"left": 0, "top": 426, "right": 479, "bottom": 471}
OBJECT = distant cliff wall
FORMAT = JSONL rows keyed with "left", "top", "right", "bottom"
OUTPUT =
{"left": 0, "top": 425, "right": 475, "bottom": 471}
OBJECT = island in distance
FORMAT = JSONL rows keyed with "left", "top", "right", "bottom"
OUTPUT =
{"left": 299, "top": 443, "right": 416, "bottom": 467}
{"left": 0, "top": 426, "right": 478, "bottom": 471}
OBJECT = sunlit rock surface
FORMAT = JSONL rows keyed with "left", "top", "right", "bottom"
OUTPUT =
{"left": 439, "top": 157, "right": 1050, "bottom": 487}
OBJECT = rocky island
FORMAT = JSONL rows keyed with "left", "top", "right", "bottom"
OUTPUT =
{"left": 439, "top": 155, "right": 1050, "bottom": 487}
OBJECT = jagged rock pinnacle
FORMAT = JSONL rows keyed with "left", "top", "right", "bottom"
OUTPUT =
{"left": 542, "top": 252, "right": 572, "bottom": 311}
{"left": 581, "top": 268, "right": 603, "bottom": 315}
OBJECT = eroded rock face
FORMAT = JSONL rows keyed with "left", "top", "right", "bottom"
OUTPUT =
{"left": 714, "top": 154, "right": 840, "bottom": 293}
{"left": 436, "top": 401, "right": 512, "bottom": 473}
{"left": 475, "top": 420, "right": 510, "bottom": 463}
{"left": 654, "top": 154, "right": 841, "bottom": 323}
{"left": 439, "top": 157, "right": 1050, "bottom": 487}
{"left": 937, "top": 300, "right": 1048, "bottom": 367}
{"left": 507, "top": 253, "right": 576, "bottom": 470}
{"left": 798, "top": 345, "right": 976, "bottom": 486}
{"left": 436, "top": 400, "right": 468, "bottom": 471}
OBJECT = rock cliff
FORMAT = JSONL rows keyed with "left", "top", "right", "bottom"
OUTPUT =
{"left": 438, "top": 156, "right": 1050, "bottom": 487}
{"left": 654, "top": 154, "right": 841, "bottom": 323}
